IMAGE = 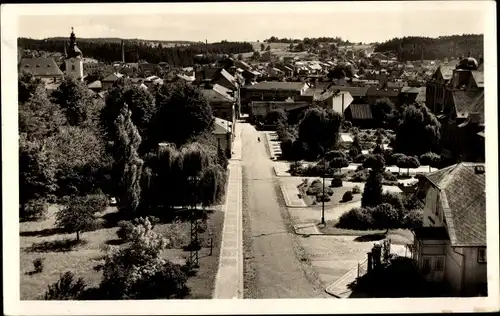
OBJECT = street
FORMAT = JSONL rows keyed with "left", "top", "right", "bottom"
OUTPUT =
{"left": 240, "top": 122, "right": 325, "bottom": 298}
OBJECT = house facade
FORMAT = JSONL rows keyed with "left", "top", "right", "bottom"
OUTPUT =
{"left": 202, "top": 84, "right": 236, "bottom": 131}
{"left": 427, "top": 57, "right": 485, "bottom": 163}
{"left": 212, "top": 117, "right": 233, "bottom": 158}
{"left": 411, "top": 163, "right": 487, "bottom": 296}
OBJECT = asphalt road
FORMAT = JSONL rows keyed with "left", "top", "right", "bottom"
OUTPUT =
{"left": 241, "top": 122, "right": 323, "bottom": 299}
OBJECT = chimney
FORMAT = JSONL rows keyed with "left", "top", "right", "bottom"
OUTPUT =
{"left": 121, "top": 40, "right": 125, "bottom": 64}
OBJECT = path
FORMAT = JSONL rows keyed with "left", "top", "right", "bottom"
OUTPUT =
{"left": 241, "top": 122, "right": 323, "bottom": 298}
{"left": 213, "top": 124, "right": 243, "bottom": 299}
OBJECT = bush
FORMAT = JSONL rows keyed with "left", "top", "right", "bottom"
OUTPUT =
{"left": 44, "top": 271, "right": 87, "bottom": 300}
{"left": 383, "top": 171, "right": 398, "bottom": 181}
{"left": 354, "top": 154, "right": 368, "bottom": 163}
{"left": 337, "top": 207, "right": 373, "bottom": 230}
{"left": 342, "top": 191, "right": 354, "bottom": 202}
{"left": 349, "top": 169, "right": 369, "bottom": 182}
{"left": 289, "top": 161, "right": 303, "bottom": 175}
{"left": 316, "top": 192, "right": 331, "bottom": 202}
{"left": 116, "top": 220, "right": 135, "bottom": 241}
{"left": 330, "top": 178, "right": 343, "bottom": 187}
{"left": 371, "top": 203, "right": 400, "bottom": 231}
{"left": 352, "top": 185, "right": 362, "bottom": 194}
{"left": 403, "top": 209, "right": 423, "bottom": 228}
{"left": 33, "top": 258, "right": 44, "bottom": 273}
{"left": 20, "top": 199, "right": 48, "bottom": 222}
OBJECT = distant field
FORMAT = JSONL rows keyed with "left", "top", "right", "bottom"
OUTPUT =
{"left": 250, "top": 41, "right": 292, "bottom": 51}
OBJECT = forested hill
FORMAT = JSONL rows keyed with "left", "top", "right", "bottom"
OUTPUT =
{"left": 18, "top": 38, "right": 253, "bottom": 66}
{"left": 374, "top": 34, "right": 483, "bottom": 61}
{"left": 45, "top": 37, "right": 199, "bottom": 45}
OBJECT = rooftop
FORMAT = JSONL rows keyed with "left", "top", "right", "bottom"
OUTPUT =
{"left": 425, "top": 163, "right": 486, "bottom": 247}
{"left": 243, "top": 81, "right": 306, "bottom": 91}
{"left": 19, "top": 58, "right": 64, "bottom": 77}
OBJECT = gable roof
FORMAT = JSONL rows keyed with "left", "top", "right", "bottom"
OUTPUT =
{"left": 243, "top": 81, "right": 306, "bottom": 91}
{"left": 19, "top": 58, "right": 64, "bottom": 77}
{"left": 347, "top": 103, "right": 373, "bottom": 120}
{"left": 471, "top": 70, "right": 484, "bottom": 88}
{"left": 452, "top": 90, "right": 483, "bottom": 119}
{"left": 314, "top": 83, "right": 369, "bottom": 97}
{"left": 202, "top": 84, "right": 235, "bottom": 103}
{"left": 213, "top": 117, "right": 232, "bottom": 134}
{"left": 367, "top": 86, "right": 401, "bottom": 97}
{"left": 102, "top": 72, "right": 124, "bottom": 82}
{"left": 425, "top": 163, "right": 486, "bottom": 246}
{"left": 215, "top": 68, "right": 239, "bottom": 88}
{"left": 87, "top": 80, "right": 102, "bottom": 89}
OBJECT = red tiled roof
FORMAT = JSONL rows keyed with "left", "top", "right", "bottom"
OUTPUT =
{"left": 425, "top": 163, "right": 486, "bottom": 246}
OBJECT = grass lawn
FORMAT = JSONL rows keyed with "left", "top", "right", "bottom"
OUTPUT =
{"left": 20, "top": 204, "right": 225, "bottom": 300}
{"left": 298, "top": 179, "right": 362, "bottom": 208}
{"left": 317, "top": 220, "right": 414, "bottom": 245}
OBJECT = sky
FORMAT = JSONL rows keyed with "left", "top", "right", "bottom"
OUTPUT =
{"left": 15, "top": 2, "right": 488, "bottom": 44}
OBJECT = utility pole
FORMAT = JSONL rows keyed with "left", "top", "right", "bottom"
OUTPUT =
{"left": 321, "top": 147, "right": 326, "bottom": 225}
{"left": 189, "top": 176, "right": 200, "bottom": 268}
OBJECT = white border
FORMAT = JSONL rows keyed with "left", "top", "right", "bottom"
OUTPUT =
{"left": 2, "top": 2, "right": 499, "bottom": 315}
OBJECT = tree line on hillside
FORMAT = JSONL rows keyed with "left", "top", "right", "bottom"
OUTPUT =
{"left": 374, "top": 34, "right": 483, "bottom": 61}
{"left": 17, "top": 38, "right": 253, "bottom": 66}
{"left": 264, "top": 36, "right": 354, "bottom": 45}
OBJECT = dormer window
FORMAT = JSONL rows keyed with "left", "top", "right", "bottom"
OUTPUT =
{"left": 36, "top": 64, "right": 40, "bottom": 68}
{"left": 72, "top": 65, "right": 75, "bottom": 71}
{"left": 47, "top": 64, "right": 51, "bottom": 67}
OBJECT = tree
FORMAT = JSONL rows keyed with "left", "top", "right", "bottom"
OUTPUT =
{"left": 361, "top": 168, "right": 383, "bottom": 207}
{"left": 44, "top": 125, "right": 110, "bottom": 198}
{"left": 18, "top": 71, "right": 42, "bottom": 104}
{"left": 101, "top": 84, "right": 156, "bottom": 143}
{"left": 237, "top": 53, "right": 243, "bottom": 60}
{"left": 351, "top": 135, "right": 363, "bottom": 154}
{"left": 419, "top": 152, "right": 441, "bottom": 172}
{"left": 264, "top": 107, "right": 288, "bottom": 126}
{"left": 55, "top": 196, "right": 99, "bottom": 241}
{"left": 152, "top": 81, "right": 214, "bottom": 147}
{"left": 371, "top": 203, "right": 399, "bottom": 233}
{"left": 100, "top": 218, "right": 190, "bottom": 299}
{"left": 330, "top": 157, "right": 349, "bottom": 174}
{"left": 363, "top": 154, "right": 386, "bottom": 171}
{"left": 19, "top": 135, "right": 58, "bottom": 206}
{"left": 265, "top": 45, "right": 271, "bottom": 51}
{"left": 251, "top": 51, "right": 261, "bottom": 61}
{"left": 298, "top": 107, "right": 342, "bottom": 158}
{"left": 44, "top": 272, "right": 87, "bottom": 300}
{"left": 328, "top": 63, "right": 355, "bottom": 80}
{"left": 395, "top": 104, "right": 441, "bottom": 156}
{"left": 372, "top": 98, "right": 395, "bottom": 125}
{"left": 52, "top": 76, "right": 99, "bottom": 126}
{"left": 397, "top": 155, "right": 420, "bottom": 176}
{"left": 295, "top": 42, "right": 306, "bottom": 52}
{"left": 19, "top": 85, "right": 66, "bottom": 141}
{"left": 260, "top": 43, "right": 265, "bottom": 51}
{"left": 113, "top": 104, "right": 144, "bottom": 213}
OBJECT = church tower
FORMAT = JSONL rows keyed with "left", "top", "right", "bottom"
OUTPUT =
{"left": 65, "top": 27, "right": 84, "bottom": 81}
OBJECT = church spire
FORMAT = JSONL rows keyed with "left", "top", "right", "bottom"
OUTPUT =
{"left": 67, "top": 27, "right": 83, "bottom": 59}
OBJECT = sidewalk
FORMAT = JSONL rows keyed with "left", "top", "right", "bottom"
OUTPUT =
{"left": 213, "top": 162, "right": 243, "bottom": 299}
{"left": 231, "top": 121, "right": 243, "bottom": 161}
{"left": 325, "top": 259, "right": 367, "bottom": 298}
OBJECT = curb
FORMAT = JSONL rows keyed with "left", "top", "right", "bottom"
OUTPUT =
{"left": 264, "top": 132, "right": 276, "bottom": 160}
{"left": 324, "top": 258, "right": 368, "bottom": 298}
{"left": 273, "top": 166, "right": 291, "bottom": 177}
{"left": 278, "top": 183, "right": 307, "bottom": 208}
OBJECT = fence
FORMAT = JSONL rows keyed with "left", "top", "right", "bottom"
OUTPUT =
{"left": 356, "top": 258, "right": 369, "bottom": 279}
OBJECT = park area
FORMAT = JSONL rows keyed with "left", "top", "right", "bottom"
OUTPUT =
{"left": 19, "top": 204, "right": 224, "bottom": 300}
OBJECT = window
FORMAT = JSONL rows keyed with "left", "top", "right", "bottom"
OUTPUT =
{"left": 478, "top": 248, "right": 487, "bottom": 263}
{"left": 71, "top": 64, "right": 76, "bottom": 71}
{"left": 435, "top": 256, "right": 445, "bottom": 271}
